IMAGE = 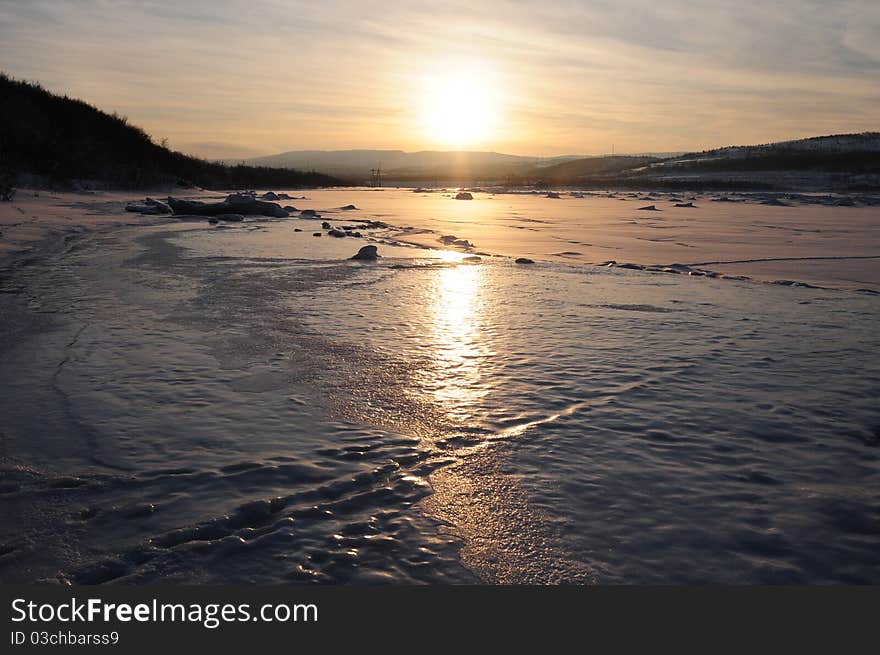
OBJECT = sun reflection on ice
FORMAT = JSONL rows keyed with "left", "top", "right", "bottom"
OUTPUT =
{"left": 434, "top": 249, "right": 466, "bottom": 263}
{"left": 424, "top": 263, "right": 491, "bottom": 421}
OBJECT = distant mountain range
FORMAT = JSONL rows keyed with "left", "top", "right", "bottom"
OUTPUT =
{"left": 239, "top": 135, "right": 880, "bottom": 190}
{"left": 238, "top": 149, "right": 589, "bottom": 179}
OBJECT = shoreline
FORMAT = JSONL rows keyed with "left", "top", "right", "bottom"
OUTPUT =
{"left": 2, "top": 186, "right": 878, "bottom": 294}
{"left": 386, "top": 230, "right": 880, "bottom": 293}
{"left": 0, "top": 189, "right": 176, "bottom": 274}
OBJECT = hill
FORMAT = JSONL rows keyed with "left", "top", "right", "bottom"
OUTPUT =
{"left": 0, "top": 73, "right": 342, "bottom": 190}
{"left": 534, "top": 133, "right": 880, "bottom": 190}
{"left": 533, "top": 155, "right": 661, "bottom": 182}
{"left": 243, "top": 149, "right": 584, "bottom": 181}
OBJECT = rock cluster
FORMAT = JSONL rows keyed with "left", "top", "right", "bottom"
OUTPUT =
{"left": 125, "top": 197, "right": 172, "bottom": 215}
{"left": 166, "top": 194, "right": 288, "bottom": 218}
{"left": 438, "top": 234, "right": 475, "bottom": 249}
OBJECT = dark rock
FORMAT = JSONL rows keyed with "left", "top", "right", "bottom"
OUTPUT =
{"left": 637, "top": 205, "right": 659, "bottom": 211}
{"left": 300, "top": 209, "right": 320, "bottom": 218}
{"left": 312, "top": 232, "right": 322, "bottom": 237}
{"left": 463, "top": 255, "right": 482, "bottom": 262}
{"left": 125, "top": 197, "right": 172, "bottom": 215}
{"left": 515, "top": 257, "right": 535, "bottom": 264}
{"left": 545, "top": 192, "right": 560, "bottom": 199}
{"left": 328, "top": 229, "right": 347, "bottom": 237}
{"left": 208, "top": 217, "right": 219, "bottom": 224}
{"left": 219, "top": 214, "right": 244, "bottom": 222}
{"left": 145, "top": 197, "right": 172, "bottom": 213}
{"left": 351, "top": 245, "right": 380, "bottom": 260}
{"left": 283, "top": 205, "right": 298, "bottom": 212}
{"left": 453, "top": 239, "right": 474, "bottom": 248}
{"left": 454, "top": 192, "right": 473, "bottom": 200}
{"left": 438, "top": 235, "right": 458, "bottom": 245}
{"left": 167, "top": 196, "right": 287, "bottom": 218}
{"left": 340, "top": 204, "right": 358, "bottom": 210}
{"left": 674, "top": 202, "right": 696, "bottom": 208}
{"left": 294, "top": 228, "right": 302, "bottom": 232}
{"left": 321, "top": 221, "right": 332, "bottom": 229}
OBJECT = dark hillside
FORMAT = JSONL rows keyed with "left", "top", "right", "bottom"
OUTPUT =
{"left": 531, "top": 134, "right": 880, "bottom": 190}
{"left": 534, "top": 155, "right": 659, "bottom": 183}
{"left": 0, "top": 73, "right": 342, "bottom": 189}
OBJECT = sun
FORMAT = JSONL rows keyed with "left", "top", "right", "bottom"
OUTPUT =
{"left": 419, "top": 70, "right": 499, "bottom": 148}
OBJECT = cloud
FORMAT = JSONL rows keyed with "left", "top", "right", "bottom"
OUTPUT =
{"left": 0, "top": 0, "right": 876, "bottom": 156}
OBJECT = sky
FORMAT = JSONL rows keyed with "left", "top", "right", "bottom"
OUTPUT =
{"left": 1, "top": 0, "right": 878, "bottom": 159}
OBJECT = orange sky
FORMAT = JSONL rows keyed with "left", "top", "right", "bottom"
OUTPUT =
{"left": 1, "top": 0, "right": 878, "bottom": 159}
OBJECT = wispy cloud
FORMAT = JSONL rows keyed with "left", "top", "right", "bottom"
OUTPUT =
{"left": 1, "top": 0, "right": 877, "bottom": 156}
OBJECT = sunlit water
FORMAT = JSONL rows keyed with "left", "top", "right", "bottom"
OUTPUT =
{"left": 1, "top": 190, "right": 878, "bottom": 584}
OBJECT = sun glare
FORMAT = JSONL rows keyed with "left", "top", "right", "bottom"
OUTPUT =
{"left": 419, "top": 66, "right": 501, "bottom": 148}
